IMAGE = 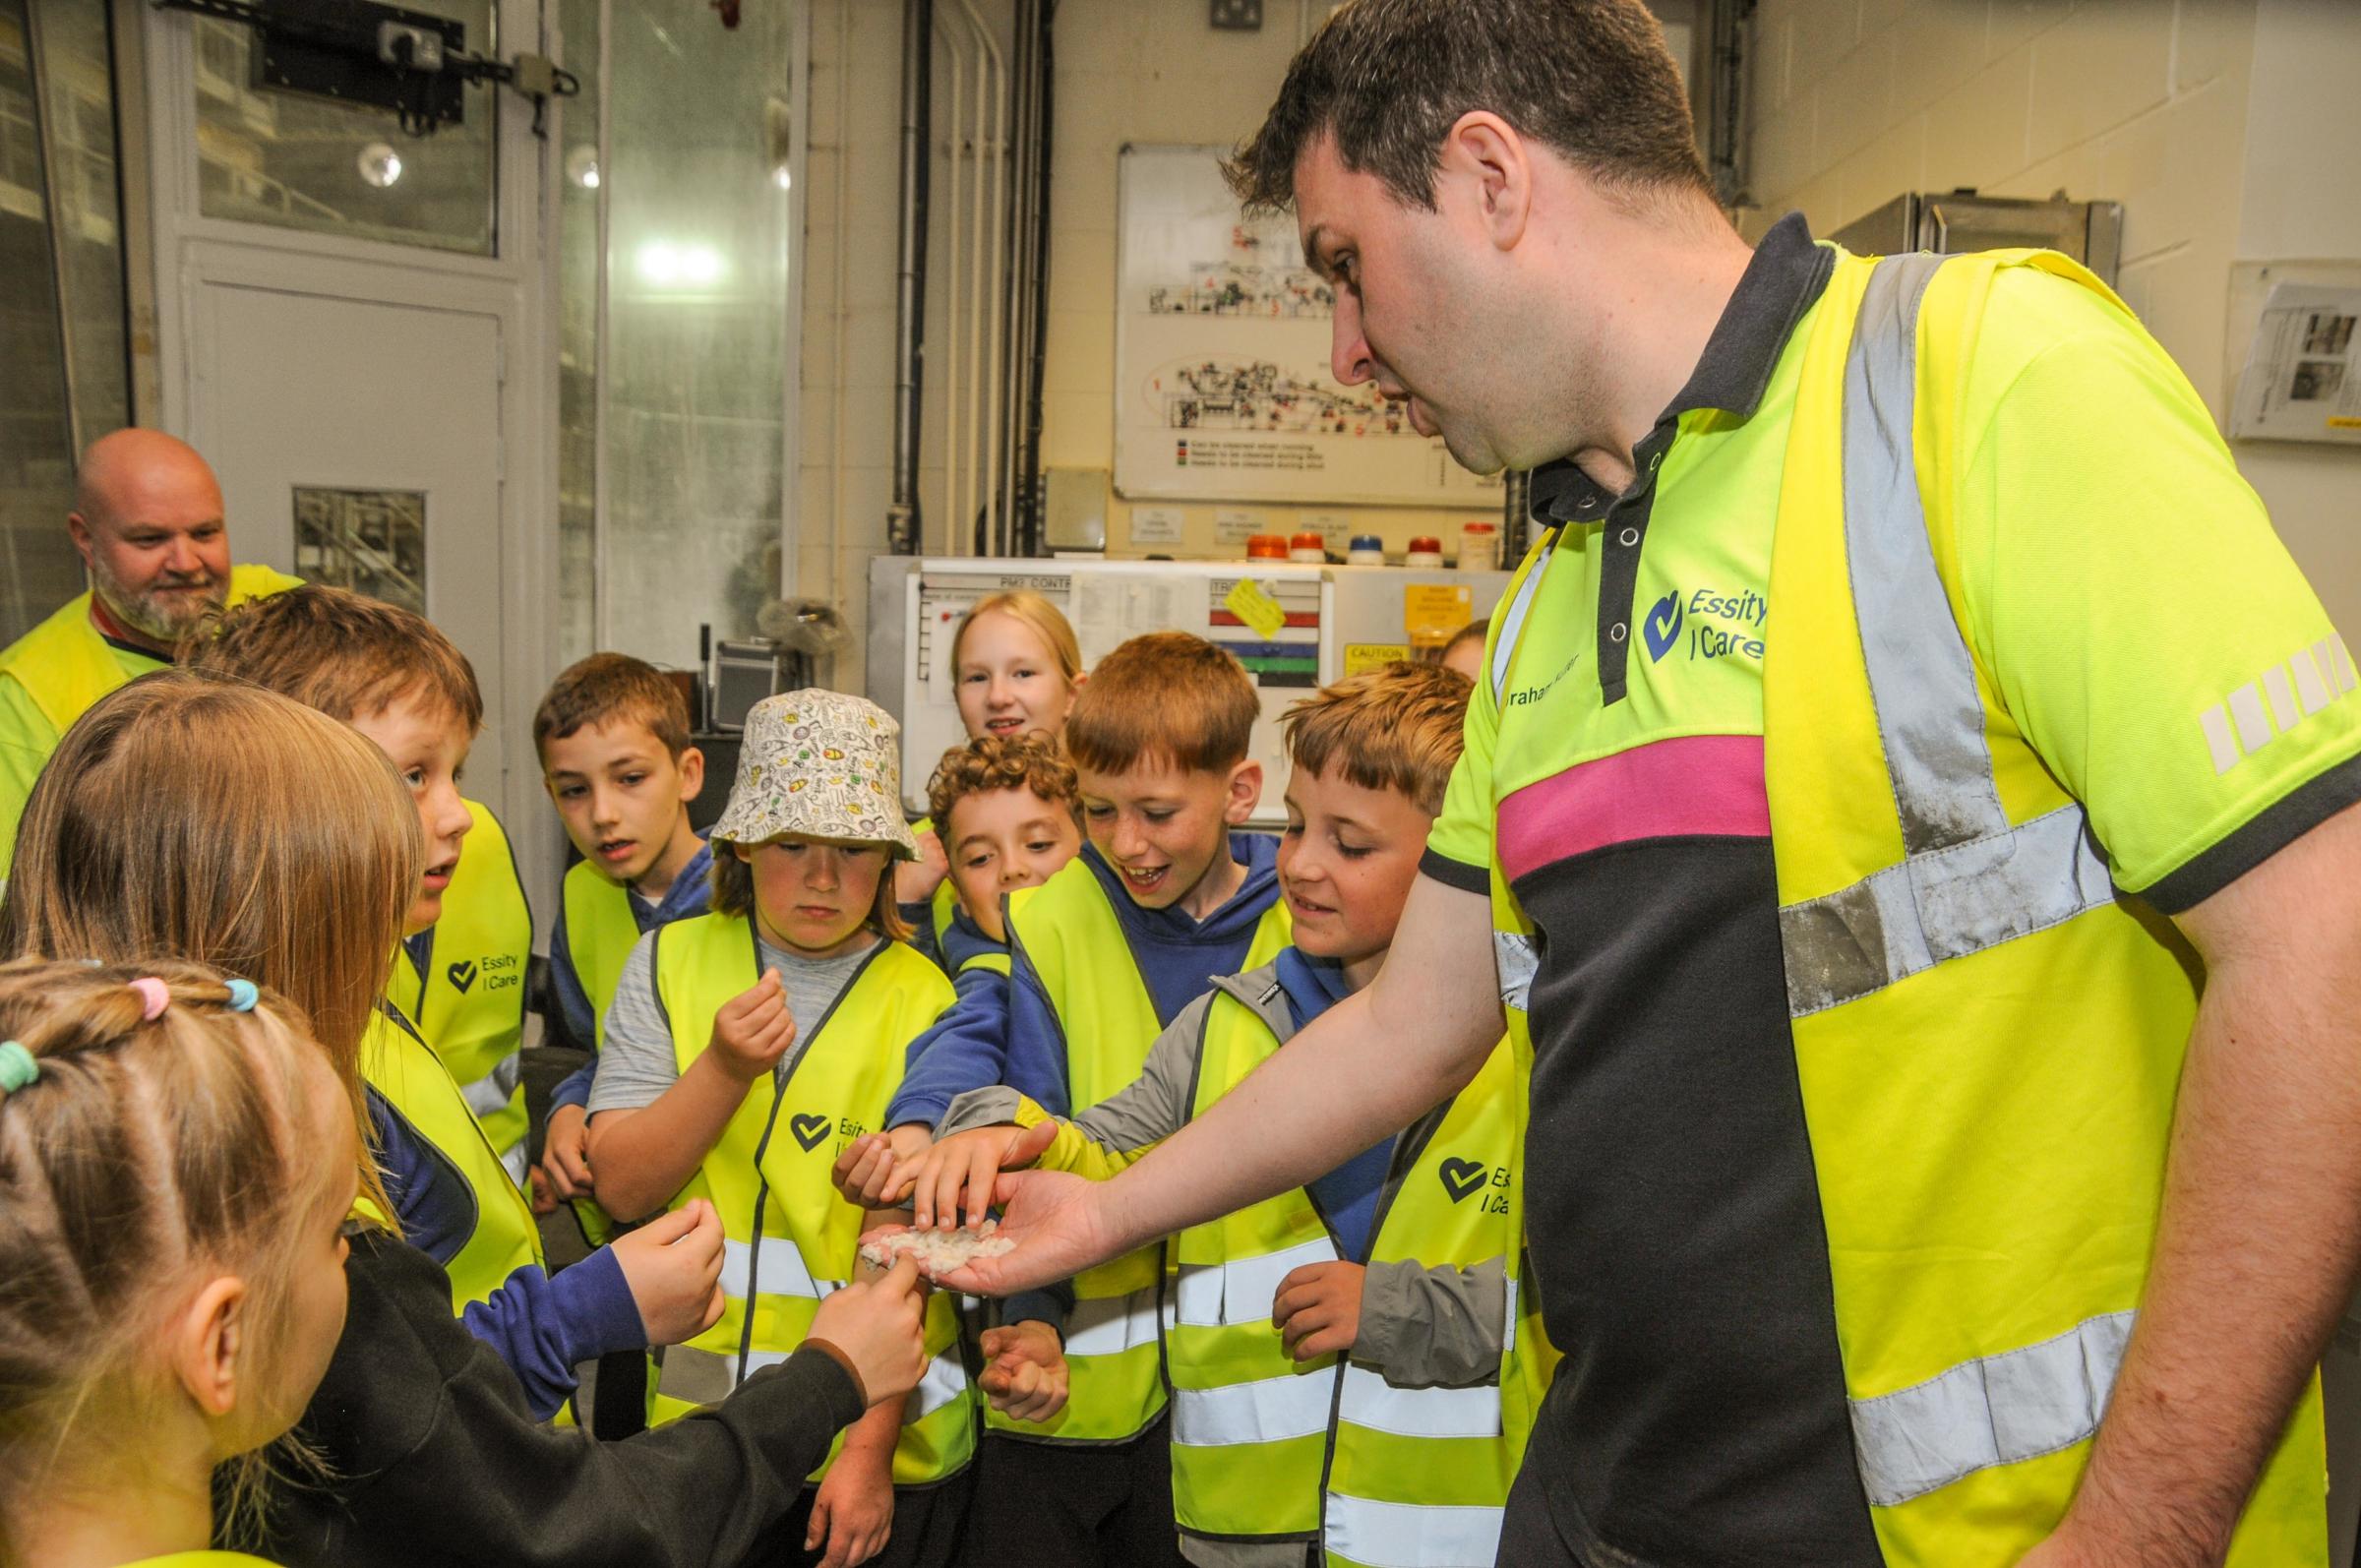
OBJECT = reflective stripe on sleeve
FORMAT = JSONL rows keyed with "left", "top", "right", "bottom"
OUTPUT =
{"left": 1336, "top": 1365, "right": 1502, "bottom": 1441}
{"left": 1062, "top": 1285, "right": 1164, "bottom": 1357}
{"left": 1171, "top": 1370, "right": 1334, "bottom": 1447}
{"left": 1849, "top": 1309, "right": 2135, "bottom": 1507}
{"left": 1322, "top": 1492, "right": 1505, "bottom": 1568}
{"left": 1173, "top": 1236, "right": 1338, "bottom": 1328}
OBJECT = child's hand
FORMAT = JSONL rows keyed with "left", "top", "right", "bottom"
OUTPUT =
{"left": 899, "top": 1119, "right": 1060, "bottom": 1231}
{"left": 806, "top": 1450, "right": 894, "bottom": 1568}
{"left": 1272, "top": 1260, "right": 1366, "bottom": 1361}
{"left": 709, "top": 969, "right": 796, "bottom": 1083}
{"left": 894, "top": 827, "right": 949, "bottom": 906}
{"left": 832, "top": 1121, "right": 934, "bottom": 1208}
{"left": 539, "top": 1103, "right": 594, "bottom": 1203}
{"left": 978, "top": 1320, "right": 1068, "bottom": 1422}
{"left": 810, "top": 1254, "right": 928, "bottom": 1405}
{"left": 607, "top": 1198, "right": 727, "bottom": 1346}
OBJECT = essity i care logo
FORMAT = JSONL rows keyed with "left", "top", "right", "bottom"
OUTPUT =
{"left": 1646, "top": 586, "right": 1767, "bottom": 664}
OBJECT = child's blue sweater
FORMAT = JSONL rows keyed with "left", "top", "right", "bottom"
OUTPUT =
{"left": 548, "top": 838, "right": 714, "bottom": 1110}
{"left": 885, "top": 833, "right": 1282, "bottom": 1129}
{"left": 369, "top": 1088, "right": 644, "bottom": 1418}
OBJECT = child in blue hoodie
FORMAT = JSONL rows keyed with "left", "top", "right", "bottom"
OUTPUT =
{"left": 889, "top": 663, "right": 1550, "bottom": 1568}
{"left": 836, "top": 632, "right": 1289, "bottom": 1568}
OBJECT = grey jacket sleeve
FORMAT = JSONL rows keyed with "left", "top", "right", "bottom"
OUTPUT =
{"left": 1354, "top": 1256, "right": 1508, "bottom": 1389}
{"left": 935, "top": 995, "right": 1209, "bottom": 1159}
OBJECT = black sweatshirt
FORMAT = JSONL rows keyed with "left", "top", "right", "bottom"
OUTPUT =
{"left": 262, "top": 1228, "right": 866, "bottom": 1568}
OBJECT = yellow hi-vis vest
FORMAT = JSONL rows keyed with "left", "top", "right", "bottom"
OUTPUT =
{"left": 392, "top": 801, "right": 533, "bottom": 1186}
{"left": 559, "top": 858, "right": 642, "bottom": 1048}
{"left": 644, "top": 911, "right": 977, "bottom": 1484}
{"left": 1002, "top": 857, "right": 1293, "bottom": 1444}
{"left": 0, "top": 565, "right": 299, "bottom": 735}
{"left": 1484, "top": 247, "right": 2327, "bottom": 1565}
{"left": 359, "top": 1001, "right": 543, "bottom": 1313}
{"left": 1167, "top": 993, "right": 1541, "bottom": 1568}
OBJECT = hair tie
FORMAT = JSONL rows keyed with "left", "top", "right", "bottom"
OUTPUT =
{"left": 0, "top": 1041, "right": 36, "bottom": 1094}
{"left": 128, "top": 977, "right": 171, "bottom": 1022}
{"left": 223, "top": 978, "right": 260, "bottom": 1013}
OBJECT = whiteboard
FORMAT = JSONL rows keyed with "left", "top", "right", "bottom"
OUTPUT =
{"left": 1114, "top": 144, "right": 1501, "bottom": 508}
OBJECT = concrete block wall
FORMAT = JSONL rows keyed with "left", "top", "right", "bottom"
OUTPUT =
{"left": 1743, "top": 0, "right": 2361, "bottom": 636}
{"left": 1744, "top": 0, "right": 2260, "bottom": 421}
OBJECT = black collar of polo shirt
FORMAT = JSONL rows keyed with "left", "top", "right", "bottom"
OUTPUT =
{"left": 1524, "top": 212, "right": 1836, "bottom": 704}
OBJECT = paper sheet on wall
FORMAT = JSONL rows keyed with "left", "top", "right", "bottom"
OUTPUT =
{"left": 1073, "top": 572, "right": 1197, "bottom": 666}
{"left": 1115, "top": 145, "right": 1505, "bottom": 507}
{"left": 2232, "top": 280, "right": 2361, "bottom": 445}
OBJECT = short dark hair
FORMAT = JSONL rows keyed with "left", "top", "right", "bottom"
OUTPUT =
{"left": 533, "top": 652, "right": 693, "bottom": 764}
{"left": 1224, "top": 0, "right": 1708, "bottom": 216}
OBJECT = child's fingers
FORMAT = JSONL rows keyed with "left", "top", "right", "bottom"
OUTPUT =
{"left": 634, "top": 1201, "right": 704, "bottom": 1247}
{"left": 528, "top": 1167, "right": 558, "bottom": 1214}
{"left": 979, "top": 1324, "right": 1013, "bottom": 1359}
{"left": 962, "top": 1151, "right": 999, "bottom": 1230}
{"left": 1271, "top": 1278, "right": 1321, "bottom": 1329}
{"left": 877, "top": 1157, "right": 920, "bottom": 1207}
{"left": 805, "top": 1492, "right": 830, "bottom": 1554}
{"left": 1007, "top": 1117, "right": 1060, "bottom": 1169}
{"left": 553, "top": 1136, "right": 595, "bottom": 1188}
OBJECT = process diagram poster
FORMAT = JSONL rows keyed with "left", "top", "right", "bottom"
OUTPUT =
{"left": 1115, "top": 144, "right": 1502, "bottom": 507}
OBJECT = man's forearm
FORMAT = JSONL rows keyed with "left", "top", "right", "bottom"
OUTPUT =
{"left": 587, "top": 1054, "right": 752, "bottom": 1220}
{"left": 1098, "top": 876, "right": 1503, "bottom": 1253}
{"left": 2061, "top": 816, "right": 2361, "bottom": 1563}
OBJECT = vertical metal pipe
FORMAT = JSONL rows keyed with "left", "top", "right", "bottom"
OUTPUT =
{"left": 1014, "top": 0, "right": 1055, "bottom": 556}
{"left": 994, "top": 0, "right": 1035, "bottom": 558}
{"left": 938, "top": 7, "right": 964, "bottom": 556}
{"left": 22, "top": 0, "right": 87, "bottom": 457}
{"left": 887, "top": 0, "right": 934, "bottom": 556}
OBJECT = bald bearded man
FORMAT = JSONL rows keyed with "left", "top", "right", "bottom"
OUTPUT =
{"left": 0, "top": 429, "right": 297, "bottom": 873}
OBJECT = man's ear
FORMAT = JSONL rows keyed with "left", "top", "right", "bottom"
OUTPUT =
{"left": 66, "top": 512, "right": 96, "bottom": 572}
{"left": 173, "top": 1275, "right": 249, "bottom": 1419}
{"left": 679, "top": 746, "right": 707, "bottom": 805}
{"left": 1225, "top": 759, "right": 1265, "bottom": 824}
{"left": 1440, "top": 110, "right": 1532, "bottom": 253}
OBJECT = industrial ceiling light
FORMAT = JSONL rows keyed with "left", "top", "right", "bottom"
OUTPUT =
{"left": 357, "top": 140, "right": 403, "bottom": 187}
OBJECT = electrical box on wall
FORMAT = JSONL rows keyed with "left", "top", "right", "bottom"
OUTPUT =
{"left": 1209, "top": 0, "right": 1264, "bottom": 30}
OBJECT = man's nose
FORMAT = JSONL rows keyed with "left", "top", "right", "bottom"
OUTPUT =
{"left": 1331, "top": 293, "right": 1373, "bottom": 387}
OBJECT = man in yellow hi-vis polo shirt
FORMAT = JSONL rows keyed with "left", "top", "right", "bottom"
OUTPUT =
{"left": 941, "top": 5, "right": 2361, "bottom": 1567}
{"left": 0, "top": 430, "right": 297, "bottom": 874}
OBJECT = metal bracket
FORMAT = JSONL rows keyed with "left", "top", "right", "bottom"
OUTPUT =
{"left": 151, "top": 0, "right": 577, "bottom": 137}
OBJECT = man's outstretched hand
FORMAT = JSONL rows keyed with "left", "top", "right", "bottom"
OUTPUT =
{"left": 929, "top": 1167, "right": 1117, "bottom": 1297}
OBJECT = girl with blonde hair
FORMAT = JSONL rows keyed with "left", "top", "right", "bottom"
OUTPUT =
{"left": 0, "top": 957, "right": 357, "bottom": 1568}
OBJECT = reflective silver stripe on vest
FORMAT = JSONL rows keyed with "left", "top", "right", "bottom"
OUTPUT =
{"left": 1777, "top": 254, "right": 2115, "bottom": 1018}
{"left": 1174, "top": 1236, "right": 1337, "bottom": 1329}
{"left": 1322, "top": 1492, "right": 1505, "bottom": 1568}
{"left": 497, "top": 1141, "right": 529, "bottom": 1188}
{"left": 1851, "top": 1309, "right": 2135, "bottom": 1507}
{"left": 718, "top": 1236, "right": 840, "bottom": 1303}
{"left": 458, "top": 1054, "right": 522, "bottom": 1121}
{"left": 660, "top": 1343, "right": 969, "bottom": 1417}
{"left": 1171, "top": 1369, "right": 1333, "bottom": 1447}
{"left": 1336, "top": 1364, "right": 1502, "bottom": 1441}
{"left": 1062, "top": 1285, "right": 1162, "bottom": 1357}
{"left": 1485, "top": 536, "right": 1559, "bottom": 707}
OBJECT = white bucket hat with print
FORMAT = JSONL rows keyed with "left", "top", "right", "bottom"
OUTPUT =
{"left": 708, "top": 689, "right": 921, "bottom": 861}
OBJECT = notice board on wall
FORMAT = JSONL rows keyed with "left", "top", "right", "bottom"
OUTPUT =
{"left": 1114, "top": 144, "right": 1502, "bottom": 508}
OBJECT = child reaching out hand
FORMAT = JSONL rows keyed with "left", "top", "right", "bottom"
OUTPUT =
{"left": 0, "top": 959, "right": 357, "bottom": 1568}
{"left": 584, "top": 690, "right": 975, "bottom": 1568}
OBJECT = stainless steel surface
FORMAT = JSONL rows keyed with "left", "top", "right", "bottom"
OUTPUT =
{"left": 1831, "top": 191, "right": 2125, "bottom": 286}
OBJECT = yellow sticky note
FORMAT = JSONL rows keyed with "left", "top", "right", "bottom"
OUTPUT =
{"left": 1225, "top": 577, "right": 1288, "bottom": 639}
{"left": 1405, "top": 582, "right": 1475, "bottom": 647}
{"left": 1345, "top": 642, "right": 1411, "bottom": 676}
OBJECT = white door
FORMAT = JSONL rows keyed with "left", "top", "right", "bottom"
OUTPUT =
{"left": 135, "top": 0, "right": 560, "bottom": 915}
{"left": 190, "top": 284, "right": 511, "bottom": 789}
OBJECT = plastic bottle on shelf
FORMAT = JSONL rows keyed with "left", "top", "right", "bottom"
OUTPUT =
{"left": 1405, "top": 535, "right": 1445, "bottom": 569}
{"left": 1347, "top": 534, "right": 1386, "bottom": 566}
{"left": 1457, "top": 520, "right": 1498, "bottom": 572}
